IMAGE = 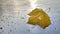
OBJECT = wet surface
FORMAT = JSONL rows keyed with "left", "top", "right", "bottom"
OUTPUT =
{"left": 0, "top": 0, "right": 60, "bottom": 34}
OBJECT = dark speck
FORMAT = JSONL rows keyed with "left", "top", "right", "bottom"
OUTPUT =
{"left": 0, "top": 27, "right": 2, "bottom": 29}
{"left": 1, "top": 19, "right": 3, "bottom": 21}
{"left": 2, "top": 30, "right": 4, "bottom": 32}
{"left": 6, "top": 18, "right": 8, "bottom": 19}
{"left": 3, "top": 16, "right": 4, "bottom": 17}
{"left": 10, "top": 29, "right": 12, "bottom": 32}
{"left": 27, "top": 29, "right": 30, "bottom": 32}
{"left": 21, "top": 17, "right": 25, "bottom": 19}
{"left": 12, "top": 22, "right": 14, "bottom": 23}
{"left": 55, "top": 28, "right": 56, "bottom": 30}
{"left": 8, "top": 24, "right": 10, "bottom": 26}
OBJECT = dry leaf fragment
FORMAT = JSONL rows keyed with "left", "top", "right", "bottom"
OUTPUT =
{"left": 27, "top": 8, "right": 51, "bottom": 29}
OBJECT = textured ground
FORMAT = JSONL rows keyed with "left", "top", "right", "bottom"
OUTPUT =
{"left": 0, "top": 0, "right": 60, "bottom": 34}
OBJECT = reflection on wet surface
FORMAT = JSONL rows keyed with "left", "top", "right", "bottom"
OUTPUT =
{"left": 0, "top": 0, "right": 60, "bottom": 34}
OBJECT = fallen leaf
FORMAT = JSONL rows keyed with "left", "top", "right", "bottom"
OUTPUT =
{"left": 27, "top": 8, "right": 51, "bottom": 29}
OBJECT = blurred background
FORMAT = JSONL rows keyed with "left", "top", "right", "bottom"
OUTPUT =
{"left": 0, "top": 0, "right": 60, "bottom": 34}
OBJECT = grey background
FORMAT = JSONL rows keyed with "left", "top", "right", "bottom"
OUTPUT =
{"left": 0, "top": 0, "right": 60, "bottom": 34}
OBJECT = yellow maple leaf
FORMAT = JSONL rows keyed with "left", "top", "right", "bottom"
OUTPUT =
{"left": 27, "top": 8, "right": 51, "bottom": 29}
